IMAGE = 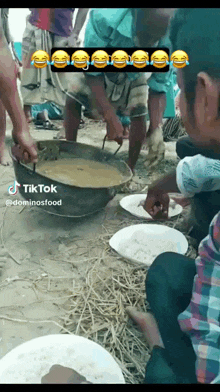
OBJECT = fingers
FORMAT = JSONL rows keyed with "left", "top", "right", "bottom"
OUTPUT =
{"left": 146, "top": 202, "right": 168, "bottom": 219}
{"left": 12, "top": 129, "right": 38, "bottom": 163}
{"left": 22, "top": 146, "right": 38, "bottom": 164}
{"left": 152, "top": 205, "right": 168, "bottom": 220}
{"left": 12, "top": 144, "right": 38, "bottom": 164}
{"left": 115, "top": 136, "right": 123, "bottom": 145}
{"left": 27, "top": 144, "right": 38, "bottom": 163}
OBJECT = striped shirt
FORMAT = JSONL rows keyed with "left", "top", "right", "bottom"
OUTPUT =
{"left": 176, "top": 154, "right": 220, "bottom": 198}
{"left": 28, "top": 8, "right": 75, "bottom": 37}
{"left": 178, "top": 211, "right": 220, "bottom": 383}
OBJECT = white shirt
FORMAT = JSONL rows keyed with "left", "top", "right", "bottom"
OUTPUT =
{"left": 176, "top": 154, "right": 220, "bottom": 198}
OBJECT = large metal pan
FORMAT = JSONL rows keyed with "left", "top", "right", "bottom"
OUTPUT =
{"left": 11, "top": 140, "right": 132, "bottom": 218}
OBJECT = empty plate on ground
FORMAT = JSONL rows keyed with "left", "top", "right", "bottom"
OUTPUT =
{"left": 120, "top": 194, "right": 182, "bottom": 219}
{"left": 109, "top": 224, "right": 188, "bottom": 266}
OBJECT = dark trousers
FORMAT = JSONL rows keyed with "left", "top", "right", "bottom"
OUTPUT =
{"left": 144, "top": 252, "right": 197, "bottom": 384}
{"left": 176, "top": 136, "right": 220, "bottom": 239}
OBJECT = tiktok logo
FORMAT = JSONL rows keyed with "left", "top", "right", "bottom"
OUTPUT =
{"left": 8, "top": 180, "right": 21, "bottom": 195}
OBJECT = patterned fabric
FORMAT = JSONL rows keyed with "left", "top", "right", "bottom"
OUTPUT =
{"left": 176, "top": 154, "right": 220, "bottom": 198}
{"left": 20, "top": 21, "right": 69, "bottom": 107}
{"left": 28, "top": 8, "right": 75, "bottom": 37}
{"left": 66, "top": 71, "right": 149, "bottom": 119}
{"left": 162, "top": 89, "right": 186, "bottom": 141}
{"left": 162, "top": 116, "right": 186, "bottom": 142}
{"left": 178, "top": 211, "right": 220, "bottom": 383}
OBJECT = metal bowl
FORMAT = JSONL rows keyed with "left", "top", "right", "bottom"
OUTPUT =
{"left": 12, "top": 140, "right": 132, "bottom": 218}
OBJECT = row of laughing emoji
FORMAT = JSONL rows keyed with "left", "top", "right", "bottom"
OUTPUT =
{"left": 31, "top": 49, "right": 189, "bottom": 70}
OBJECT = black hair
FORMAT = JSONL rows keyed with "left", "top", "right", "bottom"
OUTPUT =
{"left": 170, "top": 8, "right": 220, "bottom": 114}
{"left": 134, "top": 9, "right": 172, "bottom": 47}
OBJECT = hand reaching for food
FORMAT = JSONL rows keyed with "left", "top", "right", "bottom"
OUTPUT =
{"left": 142, "top": 188, "right": 170, "bottom": 220}
{"left": 41, "top": 364, "right": 93, "bottom": 384}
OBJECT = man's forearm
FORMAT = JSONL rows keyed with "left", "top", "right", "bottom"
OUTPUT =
{"left": 0, "top": 34, "right": 24, "bottom": 131}
{"left": 148, "top": 89, "right": 167, "bottom": 131}
{"left": 149, "top": 170, "right": 180, "bottom": 193}
{"left": 72, "top": 8, "right": 89, "bottom": 35}
{"left": 85, "top": 75, "right": 115, "bottom": 119}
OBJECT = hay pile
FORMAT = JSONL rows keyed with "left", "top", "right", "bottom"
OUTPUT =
{"left": 61, "top": 254, "right": 150, "bottom": 384}
{"left": 58, "top": 211, "right": 197, "bottom": 384}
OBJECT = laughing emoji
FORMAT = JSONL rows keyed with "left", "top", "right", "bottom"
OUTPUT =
{"left": 150, "top": 50, "right": 169, "bottom": 69}
{"left": 71, "top": 50, "right": 90, "bottom": 70}
{"left": 51, "top": 50, "right": 70, "bottom": 68}
{"left": 170, "top": 50, "right": 189, "bottom": 69}
{"left": 111, "top": 50, "right": 129, "bottom": 69}
{"left": 91, "top": 50, "right": 109, "bottom": 68}
{"left": 130, "top": 50, "right": 149, "bottom": 68}
{"left": 31, "top": 50, "right": 50, "bottom": 68}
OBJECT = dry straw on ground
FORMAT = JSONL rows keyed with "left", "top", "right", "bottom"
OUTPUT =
{"left": 60, "top": 255, "right": 150, "bottom": 384}
{"left": 58, "top": 212, "right": 197, "bottom": 384}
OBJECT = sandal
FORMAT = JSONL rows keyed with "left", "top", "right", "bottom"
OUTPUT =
{"left": 35, "top": 120, "right": 60, "bottom": 130}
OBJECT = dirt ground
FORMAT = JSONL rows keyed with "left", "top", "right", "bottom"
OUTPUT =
{"left": 0, "top": 115, "right": 197, "bottom": 383}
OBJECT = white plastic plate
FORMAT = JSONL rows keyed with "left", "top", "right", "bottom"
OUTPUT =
{"left": 120, "top": 194, "right": 182, "bottom": 220}
{"left": 109, "top": 224, "right": 188, "bottom": 266}
{"left": 0, "top": 334, "right": 125, "bottom": 384}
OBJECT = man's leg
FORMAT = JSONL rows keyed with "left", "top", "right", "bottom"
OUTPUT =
{"left": 23, "top": 104, "right": 33, "bottom": 123}
{"left": 64, "top": 97, "right": 82, "bottom": 142}
{"left": 128, "top": 109, "right": 146, "bottom": 171}
{"left": 0, "top": 99, "right": 8, "bottom": 165}
{"left": 145, "top": 251, "right": 197, "bottom": 382}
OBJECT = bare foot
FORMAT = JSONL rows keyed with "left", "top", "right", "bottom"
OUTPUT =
{"left": 24, "top": 105, "right": 33, "bottom": 123}
{"left": 126, "top": 306, "right": 164, "bottom": 351}
{"left": 141, "top": 139, "right": 148, "bottom": 151}
{"left": 123, "top": 126, "right": 129, "bottom": 139}
{"left": 172, "top": 196, "right": 191, "bottom": 208}
{"left": 0, "top": 247, "right": 8, "bottom": 276}
{"left": 0, "top": 143, "right": 10, "bottom": 166}
{"left": 24, "top": 113, "right": 34, "bottom": 123}
{"left": 26, "top": 116, "right": 34, "bottom": 124}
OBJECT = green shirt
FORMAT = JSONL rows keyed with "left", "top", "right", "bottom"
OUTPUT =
{"left": 84, "top": 8, "right": 172, "bottom": 93}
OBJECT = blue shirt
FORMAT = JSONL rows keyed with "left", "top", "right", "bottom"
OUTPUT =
{"left": 84, "top": 8, "right": 172, "bottom": 92}
{"left": 176, "top": 155, "right": 220, "bottom": 198}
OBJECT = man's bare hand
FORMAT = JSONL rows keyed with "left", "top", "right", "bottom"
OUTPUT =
{"left": 143, "top": 188, "right": 170, "bottom": 219}
{"left": 68, "top": 33, "right": 81, "bottom": 47}
{"left": 12, "top": 128, "right": 37, "bottom": 163}
{"left": 41, "top": 365, "right": 92, "bottom": 384}
{"left": 106, "top": 112, "right": 124, "bottom": 145}
{"left": 144, "top": 125, "right": 165, "bottom": 168}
